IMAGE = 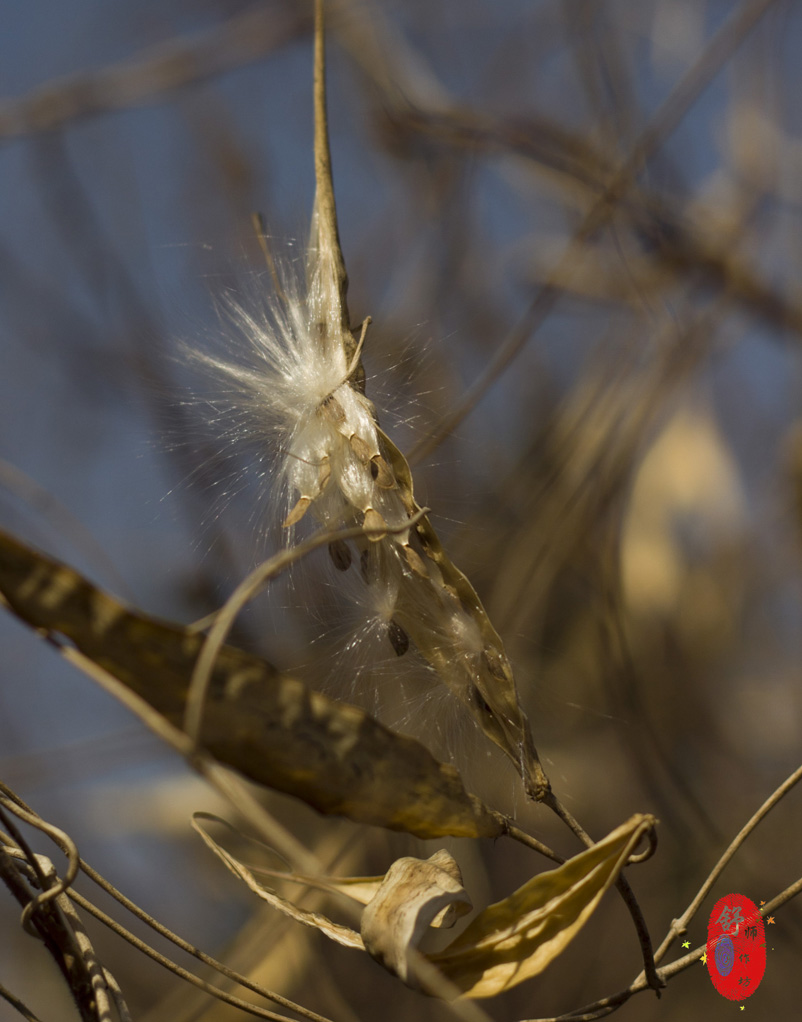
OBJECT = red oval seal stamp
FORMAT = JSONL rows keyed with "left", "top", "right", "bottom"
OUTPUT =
{"left": 706, "top": 893, "right": 766, "bottom": 1001}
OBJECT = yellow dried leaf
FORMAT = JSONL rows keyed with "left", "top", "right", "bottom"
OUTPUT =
{"left": 200, "top": 813, "right": 656, "bottom": 1003}
{"left": 193, "top": 815, "right": 364, "bottom": 949}
{"left": 194, "top": 819, "right": 474, "bottom": 984}
{"left": 428, "top": 814, "right": 657, "bottom": 998}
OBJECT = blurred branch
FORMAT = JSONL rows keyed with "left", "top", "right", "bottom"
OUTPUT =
{"left": 391, "top": 104, "right": 802, "bottom": 338}
{"left": 68, "top": 889, "right": 322, "bottom": 1022}
{"left": 397, "top": 0, "right": 781, "bottom": 461}
{"left": 76, "top": 856, "right": 334, "bottom": 1022}
{"left": 0, "top": 2, "right": 308, "bottom": 137}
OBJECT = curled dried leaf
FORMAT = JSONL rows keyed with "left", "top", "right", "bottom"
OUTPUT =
{"left": 197, "top": 811, "right": 657, "bottom": 1002}
{"left": 361, "top": 850, "right": 473, "bottom": 984}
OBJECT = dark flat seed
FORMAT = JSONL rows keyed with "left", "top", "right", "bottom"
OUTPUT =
{"left": 328, "top": 539, "right": 352, "bottom": 572}
{"left": 388, "top": 620, "right": 409, "bottom": 657}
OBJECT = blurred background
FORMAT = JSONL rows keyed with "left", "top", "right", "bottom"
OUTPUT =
{"left": 0, "top": 0, "right": 800, "bottom": 1019}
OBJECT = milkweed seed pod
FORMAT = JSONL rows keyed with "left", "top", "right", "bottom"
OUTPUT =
{"left": 195, "top": 228, "right": 547, "bottom": 798}
{"left": 196, "top": 0, "right": 548, "bottom": 800}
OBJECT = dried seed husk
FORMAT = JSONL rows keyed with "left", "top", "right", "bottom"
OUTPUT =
{"left": 371, "top": 454, "right": 395, "bottom": 489}
{"left": 305, "top": 2, "right": 546, "bottom": 801}
{"left": 374, "top": 425, "right": 549, "bottom": 799}
{"left": 349, "top": 433, "right": 373, "bottom": 463}
{"left": 283, "top": 495, "right": 312, "bottom": 528}
{"left": 363, "top": 508, "right": 387, "bottom": 541}
{"left": 402, "top": 544, "right": 429, "bottom": 578}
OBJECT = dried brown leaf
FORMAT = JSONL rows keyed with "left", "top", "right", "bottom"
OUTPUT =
{"left": 0, "top": 528, "right": 506, "bottom": 840}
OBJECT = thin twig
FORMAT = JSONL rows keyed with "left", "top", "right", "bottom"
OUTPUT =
{"left": 0, "top": 788, "right": 80, "bottom": 931}
{"left": 521, "top": 765, "right": 802, "bottom": 1021}
{"left": 0, "top": 838, "right": 97, "bottom": 1022}
{"left": 652, "top": 760, "right": 802, "bottom": 964}
{"left": 56, "top": 891, "right": 118, "bottom": 1022}
{"left": 67, "top": 888, "right": 314, "bottom": 1022}
{"left": 4, "top": 839, "right": 128, "bottom": 1021}
{"left": 0, "top": 4, "right": 308, "bottom": 137}
{"left": 0, "top": 980, "right": 43, "bottom": 1022}
{"left": 76, "top": 854, "right": 333, "bottom": 1022}
{"left": 542, "top": 790, "right": 662, "bottom": 995}
{"left": 531, "top": 873, "right": 802, "bottom": 1022}
{"left": 1, "top": 786, "right": 328, "bottom": 1021}
{"left": 504, "top": 824, "right": 564, "bottom": 865}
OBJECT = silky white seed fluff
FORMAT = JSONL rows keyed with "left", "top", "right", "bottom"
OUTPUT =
{"left": 186, "top": 257, "right": 387, "bottom": 541}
